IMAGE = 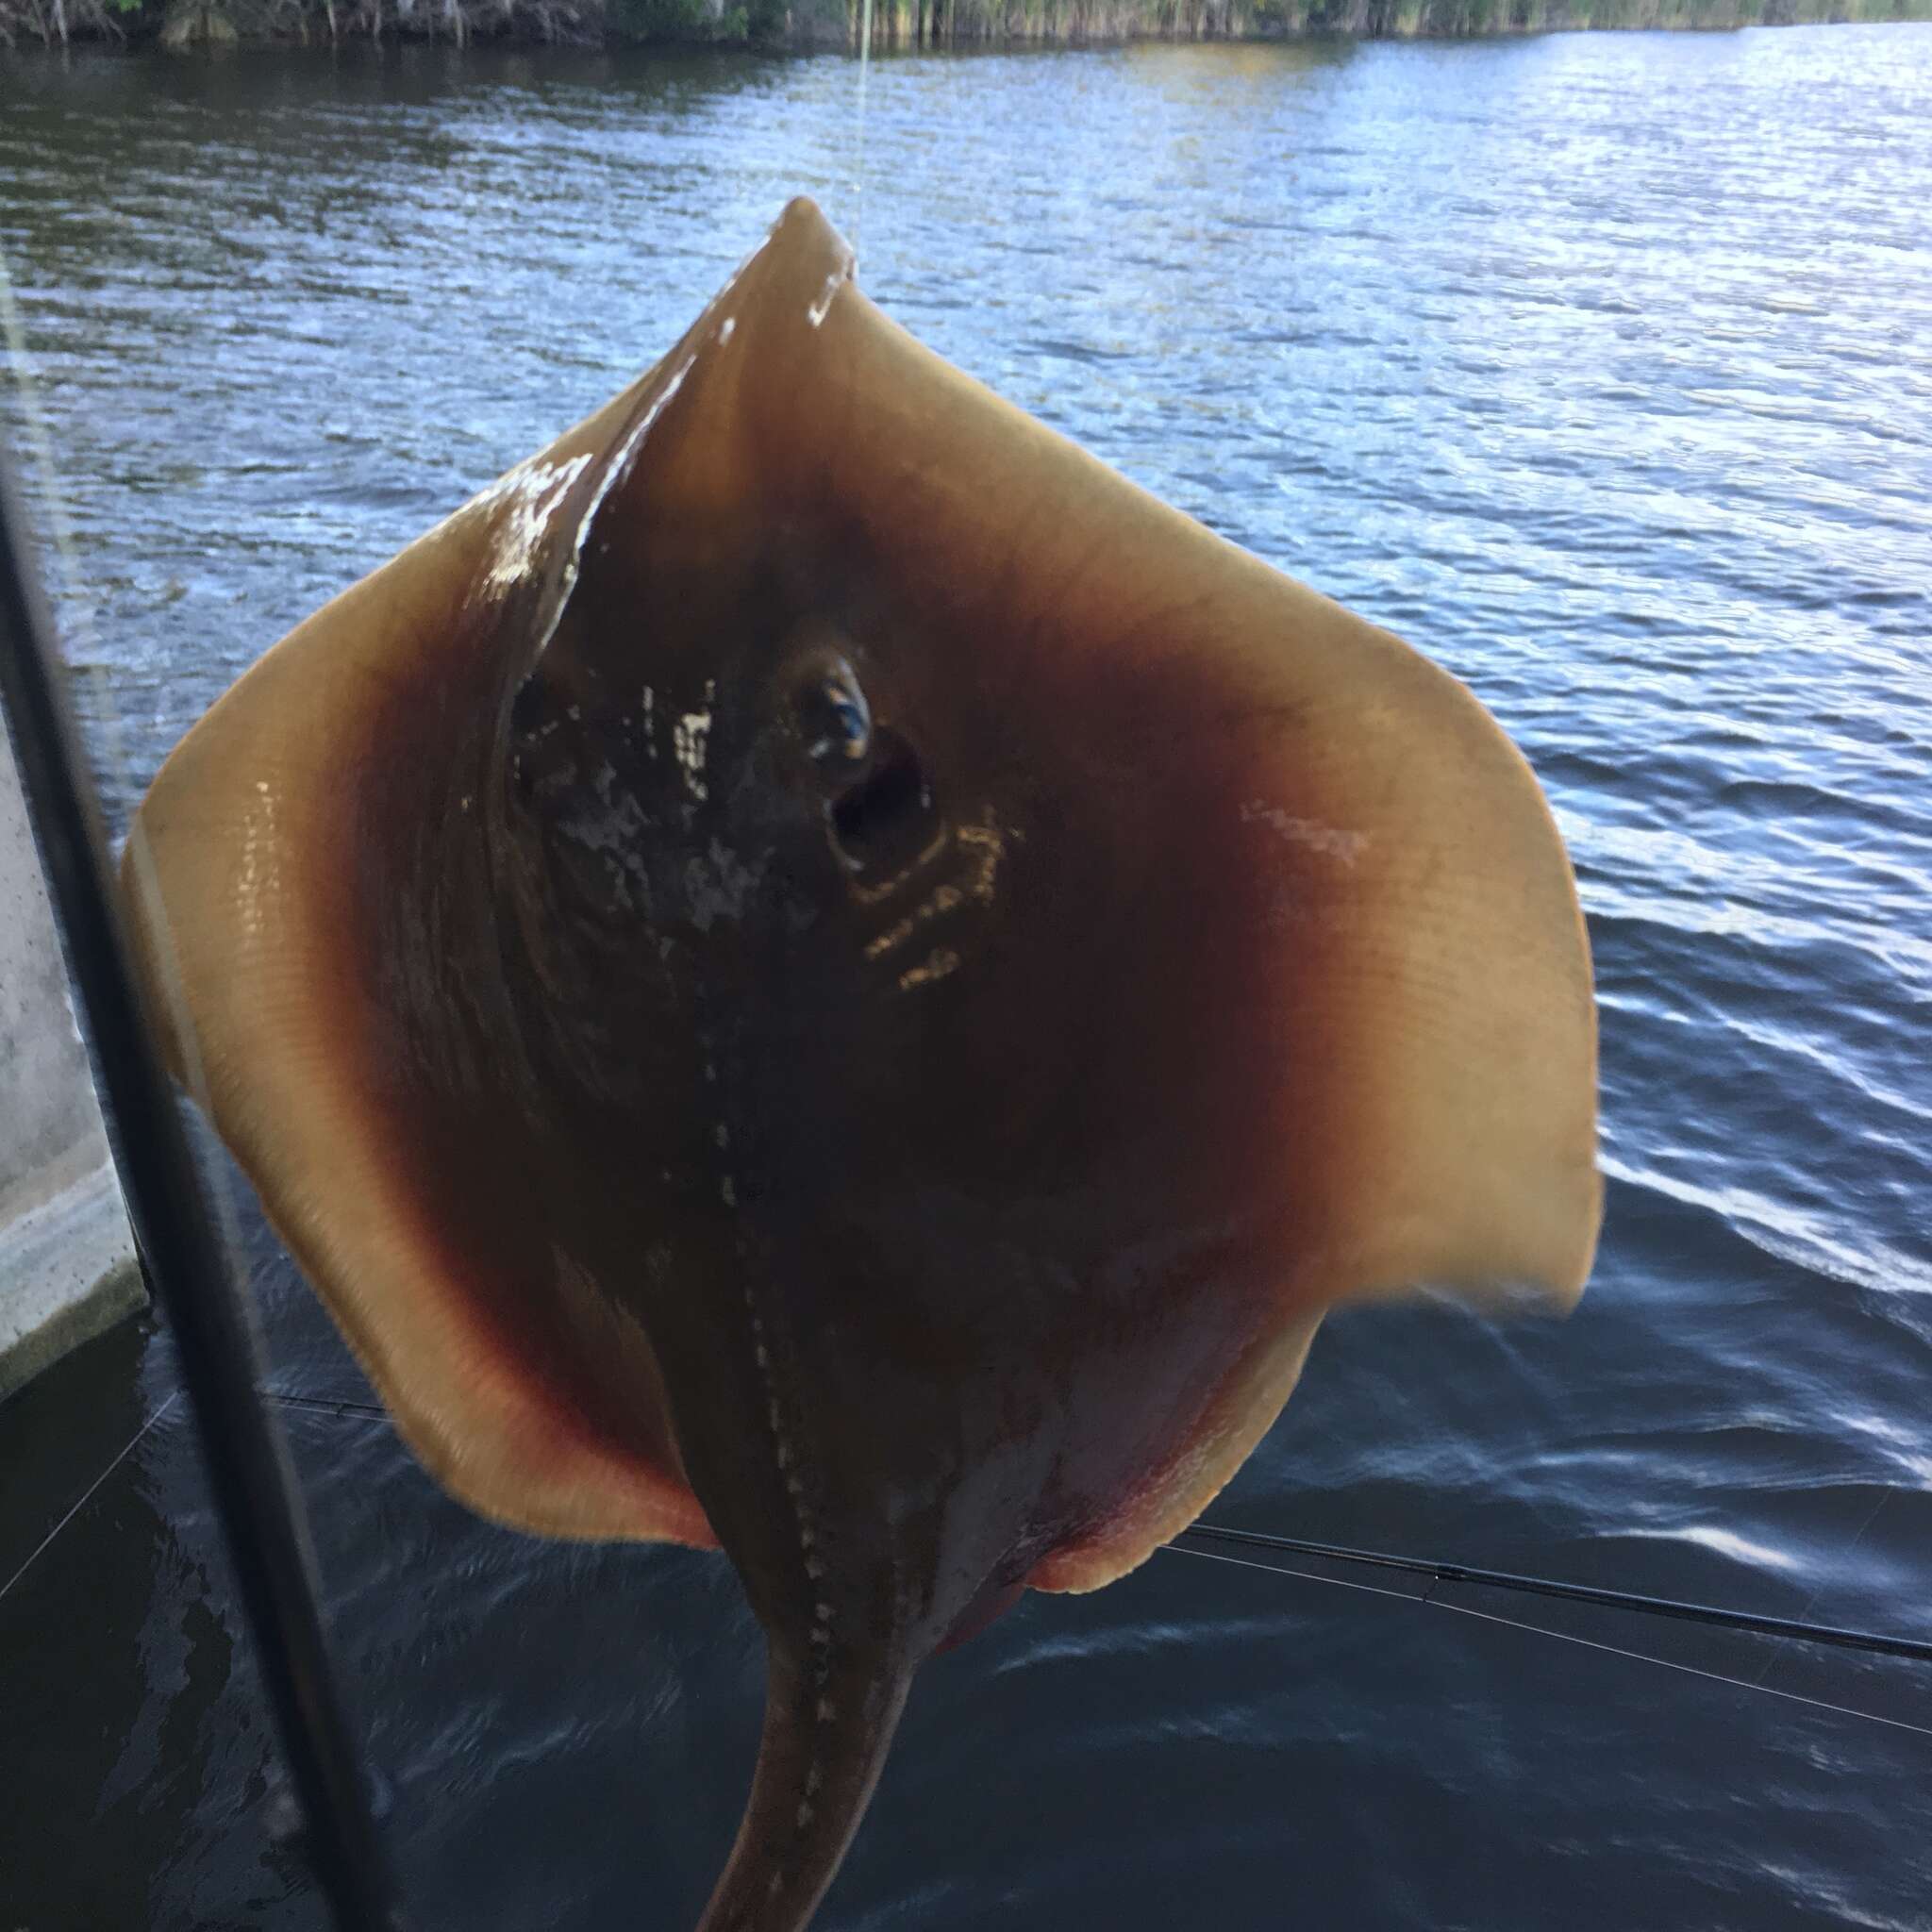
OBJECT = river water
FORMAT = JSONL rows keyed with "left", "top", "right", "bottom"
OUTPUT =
{"left": 3, "top": 24, "right": 1930, "bottom": 1930}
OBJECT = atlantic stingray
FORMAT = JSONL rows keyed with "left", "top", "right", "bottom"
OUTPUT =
{"left": 125, "top": 198, "right": 1600, "bottom": 1932}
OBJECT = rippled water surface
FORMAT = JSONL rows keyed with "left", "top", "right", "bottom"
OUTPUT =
{"left": 3, "top": 25, "right": 1930, "bottom": 1931}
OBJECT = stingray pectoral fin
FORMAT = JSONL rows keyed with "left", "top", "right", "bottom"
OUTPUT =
{"left": 122, "top": 379, "right": 716, "bottom": 1548}
{"left": 1028, "top": 1309, "right": 1328, "bottom": 1596}
{"left": 1023, "top": 653, "right": 1599, "bottom": 1592}
{"left": 1018, "top": 599, "right": 1600, "bottom": 1595}
{"left": 1016, "top": 609, "right": 1600, "bottom": 1595}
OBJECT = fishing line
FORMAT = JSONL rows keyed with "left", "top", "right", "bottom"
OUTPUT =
{"left": 853, "top": 0, "right": 876, "bottom": 259}
{"left": 0, "top": 1392, "right": 180, "bottom": 1607}
{"left": 264, "top": 1391, "right": 393, "bottom": 1423}
{"left": 1176, "top": 1523, "right": 1932, "bottom": 1666}
{"left": 1751, "top": 1487, "right": 1890, "bottom": 1691}
{"left": 1433, "top": 1593, "right": 1932, "bottom": 1743}
{"left": 1162, "top": 1541, "right": 1932, "bottom": 1745}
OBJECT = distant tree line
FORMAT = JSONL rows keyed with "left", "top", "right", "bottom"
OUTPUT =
{"left": 2, "top": 0, "right": 1924, "bottom": 53}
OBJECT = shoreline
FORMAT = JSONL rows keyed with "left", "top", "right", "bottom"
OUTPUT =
{"left": 6, "top": 0, "right": 1927, "bottom": 53}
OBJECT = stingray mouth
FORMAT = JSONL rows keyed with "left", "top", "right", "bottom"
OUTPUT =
{"left": 826, "top": 726, "right": 937, "bottom": 884}
{"left": 780, "top": 633, "right": 962, "bottom": 931}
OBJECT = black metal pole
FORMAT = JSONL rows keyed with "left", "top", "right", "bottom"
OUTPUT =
{"left": 0, "top": 448, "right": 404, "bottom": 1930}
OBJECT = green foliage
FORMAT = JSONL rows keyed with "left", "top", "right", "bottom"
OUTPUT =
{"left": 5, "top": 0, "right": 1930, "bottom": 56}
{"left": 612, "top": 0, "right": 793, "bottom": 37}
{"left": 607, "top": 0, "right": 785, "bottom": 30}
{"left": 612, "top": 0, "right": 710, "bottom": 35}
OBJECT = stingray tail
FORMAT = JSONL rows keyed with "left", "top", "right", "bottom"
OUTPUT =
{"left": 695, "top": 1640, "right": 914, "bottom": 1932}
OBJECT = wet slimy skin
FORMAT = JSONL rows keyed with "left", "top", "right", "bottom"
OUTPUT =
{"left": 126, "top": 199, "right": 1600, "bottom": 1932}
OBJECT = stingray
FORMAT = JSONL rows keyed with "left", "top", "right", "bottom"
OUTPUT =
{"left": 125, "top": 199, "right": 1599, "bottom": 1931}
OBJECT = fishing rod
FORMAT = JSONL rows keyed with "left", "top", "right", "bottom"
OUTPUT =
{"left": 1174, "top": 1522, "right": 1932, "bottom": 1668}
{"left": 0, "top": 443, "right": 405, "bottom": 1932}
